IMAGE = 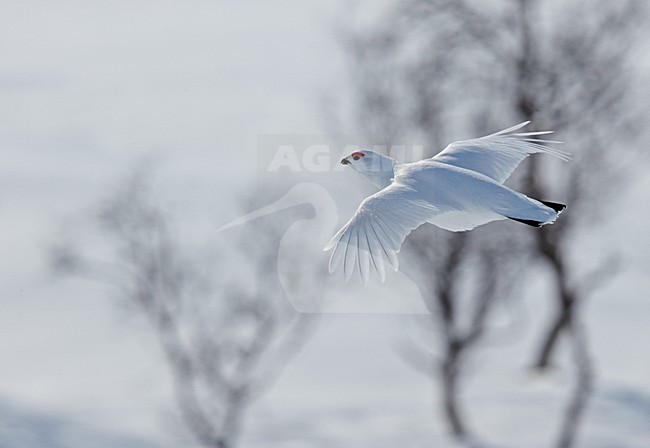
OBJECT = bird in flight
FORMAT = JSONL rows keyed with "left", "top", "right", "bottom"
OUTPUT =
{"left": 324, "top": 122, "right": 570, "bottom": 284}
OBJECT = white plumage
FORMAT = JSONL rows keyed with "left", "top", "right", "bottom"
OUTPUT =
{"left": 324, "top": 122, "right": 570, "bottom": 284}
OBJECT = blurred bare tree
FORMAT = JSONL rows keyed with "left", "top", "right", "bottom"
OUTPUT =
{"left": 338, "top": 0, "right": 646, "bottom": 446}
{"left": 50, "top": 165, "right": 320, "bottom": 448}
{"left": 400, "top": 227, "right": 524, "bottom": 440}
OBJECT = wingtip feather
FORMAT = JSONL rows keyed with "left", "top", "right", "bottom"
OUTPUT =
{"left": 490, "top": 121, "right": 530, "bottom": 136}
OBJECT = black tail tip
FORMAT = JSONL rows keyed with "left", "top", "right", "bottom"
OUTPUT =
{"left": 539, "top": 200, "right": 566, "bottom": 213}
{"left": 507, "top": 201, "right": 566, "bottom": 227}
{"left": 508, "top": 217, "right": 544, "bottom": 227}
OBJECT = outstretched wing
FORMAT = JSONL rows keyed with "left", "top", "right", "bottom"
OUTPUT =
{"left": 432, "top": 121, "right": 571, "bottom": 183}
{"left": 324, "top": 184, "right": 438, "bottom": 285}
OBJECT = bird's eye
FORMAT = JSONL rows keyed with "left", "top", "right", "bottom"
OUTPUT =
{"left": 352, "top": 155, "right": 360, "bottom": 161}
{"left": 351, "top": 151, "right": 365, "bottom": 161}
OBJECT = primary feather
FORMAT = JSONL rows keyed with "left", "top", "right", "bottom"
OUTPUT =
{"left": 433, "top": 121, "right": 570, "bottom": 183}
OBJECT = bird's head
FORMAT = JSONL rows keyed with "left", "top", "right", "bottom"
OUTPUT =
{"left": 340, "top": 150, "right": 396, "bottom": 189}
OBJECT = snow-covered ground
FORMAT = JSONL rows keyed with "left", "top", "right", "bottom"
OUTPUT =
{"left": 1, "top": 1, "right": 648, "bottom": 447}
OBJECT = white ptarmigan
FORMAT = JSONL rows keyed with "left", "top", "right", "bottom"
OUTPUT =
{"left": 324, "top": 122, "right": 570, "bottom": 284}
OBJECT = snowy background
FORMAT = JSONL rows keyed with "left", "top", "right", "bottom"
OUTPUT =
{"left": 1, "top": 1, "right": 649, "bottom": 447}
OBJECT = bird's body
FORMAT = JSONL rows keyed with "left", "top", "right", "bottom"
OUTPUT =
{"left": 401, "top": 159, "right": 558, "bottom": 230}
{"left": 325, "top": 122, "right": 570, "bottom": 284}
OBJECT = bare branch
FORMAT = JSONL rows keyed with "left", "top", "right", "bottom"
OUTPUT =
{"left": 338, "top": 0, "right": 647, "bottom": 445}
{"left": 49, "top": 167, "right": 322, "bottom": 448}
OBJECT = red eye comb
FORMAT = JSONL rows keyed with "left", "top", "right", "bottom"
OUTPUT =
{"left": 351, "top": 151, "right": 365, "bottom": 158}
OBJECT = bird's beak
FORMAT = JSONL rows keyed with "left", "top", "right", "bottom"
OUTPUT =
{"left": 341, "top": 158, "right": 351, "bottom": 165}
